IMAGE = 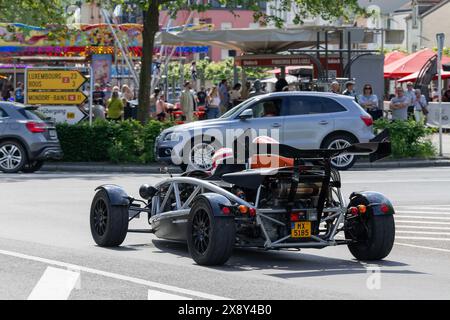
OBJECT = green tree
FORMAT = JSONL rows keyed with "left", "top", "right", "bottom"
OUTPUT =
{"left": 0, "top": 0, "right": 67, "bottom": 25}
{"left": 98, "top": 0, "right": 367, "bottom": 123}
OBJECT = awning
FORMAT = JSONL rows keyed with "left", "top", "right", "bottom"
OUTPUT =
{"left": 384, "top": 50, "right": 407, "bottom": 66}
{"left": 398, "top": 69, "right": 450, "bottom": 83}
{"left": 155, "top": 28, "right": 334, "bottom": 54}
{"left": 261, "top": 75, "right": 299, "bottom": 84}
{"left": 384, "top": 48, "right": 450, "bottom": 79}
{"left": 266, "top": 66, "right": 313, "bottom": 74}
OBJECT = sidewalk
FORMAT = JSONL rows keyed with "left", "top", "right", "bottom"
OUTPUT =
{"left": 431, "top": 132, "right": 450, "bottom": 157}
{"left": 41, "top": 157, "right": 450, "bottom": 173}
{"left": 40, "top": 133, "right": 450, "bottom": 173}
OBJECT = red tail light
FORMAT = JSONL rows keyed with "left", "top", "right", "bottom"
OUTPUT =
{"left": 26, "top": 121, "right": 46, "bottom": 133}
{"left": 380, "top": 203, "right": 390, "bottom": 214}
{"left": 360, "top": 115, "right": 373, "bottom": 127}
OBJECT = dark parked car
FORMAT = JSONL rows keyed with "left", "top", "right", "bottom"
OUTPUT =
{"left": 0, "top": 102, "right": 63, "bottom": 173}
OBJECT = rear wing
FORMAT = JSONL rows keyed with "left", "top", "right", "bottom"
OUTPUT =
{"left": 248, "top": 130, "right": 391, "bottom": 163}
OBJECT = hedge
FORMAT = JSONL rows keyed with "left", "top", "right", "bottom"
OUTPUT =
{"left": 56, "top": 120, "right": 173, "bottom": 163}
{"left": 56, "top": 118, "right": 437, "bottom": 163}
{"left": 374, "top": 119, "right": 436, "bottom": 159}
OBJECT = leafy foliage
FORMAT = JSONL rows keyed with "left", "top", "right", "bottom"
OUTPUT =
{"left": 374, "top": 119, "right": 436, "bottom": 159}
{"left": 0, "top": 0, "right": 67, "bottom": 25}
{"left": 56, "top": 120, "right": 172, "bottom": 163}
{"left": 167, "top": 59, "right": 269, "bottom": 85}
{"left": 95, "top": 0, "right": 367, "bottom": 123}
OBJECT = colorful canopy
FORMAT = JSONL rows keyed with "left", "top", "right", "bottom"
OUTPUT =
{"left": 398, "top": 69, "right": 450, "bottom": 83}
{"left": 384, "top": 50, "right": 407, "bottom": 66}
{"left": 384, "top": 48, "right": 450, "bottom": 79}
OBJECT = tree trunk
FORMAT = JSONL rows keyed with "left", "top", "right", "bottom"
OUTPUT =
{"left": 137, "top": 1, "right": 160, "bottom": 124}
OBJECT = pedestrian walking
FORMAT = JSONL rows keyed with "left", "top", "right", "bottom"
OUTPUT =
{"left": 275, "top": 73, "right": 288, "bottom": 92}
{"left": 330, "top": 81, "right": 341, "bottom": 94}
{"left": 93, "top": 83, "right": 106, "bottom": 106}
{"left": 180, "top": 81, "right": 195, "bottom": 122}
{"left": 342, "top": 80, "right": 357, "bottom": 100}
{"left": 412, "top": 88, "right": 428, "bottom": 123}
{"left": 106, "top": 91, "right": 124, "bottom": 121}
{"left": 150, "top": 89, "right": 160, "bottom": 119}
{"left": 218, "top": 79, "right": 230, "bottom": 113}
{"left": 405, "top": 82, "right": 416, "bottom": 118}
{"left": 358, "top": 84, "right": 382, "bottom": 120}
{"left": 229, "top": 83, "right": 242, "bottom": 107}
{"left": 389, "top": 87, "right": 409, "bottom": 121}
{"left": 156, "top": 92, "right": 167, "bottom": 122}
{"left": 249, "top": 80, "right": 264, "bottom": 98}
{"left": 206, "top": 86, "right": 221, "bottom": 119}
{"left": 190, "top": 61, "right": 197, "bottom": 82}
{"left": 196, "top": 87, "right": 207, "bottom": 108}
{"left": 14, "top": 82, "right": 24, "bottom": 103}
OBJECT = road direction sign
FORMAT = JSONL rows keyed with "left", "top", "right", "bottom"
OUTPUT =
{"left": 27, "top": 70, "right": 88, "bottom": 91}
{"left": 26, "top": 91, "right": 88, "bottom": 105}
{"left": 38, "top": 106, "right": 88, "bottom": 125}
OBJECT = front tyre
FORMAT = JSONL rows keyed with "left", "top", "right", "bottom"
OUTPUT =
{"left": 187, "top": 198, "right": 235, "bottom": 266}
{"left": 0, "top": 141, "right": 27, "bottom": 173}
{"left": 90, "top": 189, "right": 129, "bottom": 247}
{"left": 346, "top": 214, "right": 395, "bottom": 261}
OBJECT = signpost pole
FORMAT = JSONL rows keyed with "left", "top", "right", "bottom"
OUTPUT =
{"left": 89, "top": 66, "right": 94, "bottom": 127}
{"left": 437, "top": 33, "right": 445, "bottom": 157}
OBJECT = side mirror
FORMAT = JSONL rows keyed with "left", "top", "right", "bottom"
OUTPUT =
{"left": 239, "top": 109, "right": 253, "bottom": 120}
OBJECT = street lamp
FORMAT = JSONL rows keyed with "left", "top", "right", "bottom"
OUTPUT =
{"left": 437, "top": 33, "right": 445, "bottom": 157}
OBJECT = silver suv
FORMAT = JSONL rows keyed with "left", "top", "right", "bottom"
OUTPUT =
{"left": 156, "top": 92, "right": 375, "bottom": 171}
{"left": 0, "top": 102, "right": 63, "bottom": 173}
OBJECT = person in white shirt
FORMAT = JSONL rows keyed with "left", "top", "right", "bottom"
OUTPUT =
{"left": 413, "top": 88, "right": 428, "bottom": 123}
{"left": 404, "top": 82, "right": 416, "bottom": 118}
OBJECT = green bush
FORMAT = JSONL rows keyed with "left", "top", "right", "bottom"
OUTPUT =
{"left": 56, "top": 120, "right": 173, "bottom": 163}
{"left": 374, "top": 119, "right": 436, "bottom": 159}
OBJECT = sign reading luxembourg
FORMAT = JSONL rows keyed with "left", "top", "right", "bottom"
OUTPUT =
{"left": 27, "top": 91, "right": 88, "bottom": 105}
{"left": 27, "top": 70, "right": 88, "bottom": 91}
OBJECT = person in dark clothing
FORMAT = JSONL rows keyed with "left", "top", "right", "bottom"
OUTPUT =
{"left": 93, "top": 83, "right": 106, "bottom": 106}
{"left": 275, "top": 73, "right": 288, "bottom": 92}
{"left": 196, "top": 87, "right": 207, "bottom": 108}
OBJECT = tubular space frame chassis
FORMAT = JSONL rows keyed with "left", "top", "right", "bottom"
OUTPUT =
{"left": 128, "top": 175, "right": 349, "bottom": 250}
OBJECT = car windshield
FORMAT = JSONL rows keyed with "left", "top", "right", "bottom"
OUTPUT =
{"left": 219, "top": 97, "right": 257, "bottom": 119}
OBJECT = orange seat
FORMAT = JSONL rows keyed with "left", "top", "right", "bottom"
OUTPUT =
{"left": 250, "top": 154, "right": 294, "bottom": 169}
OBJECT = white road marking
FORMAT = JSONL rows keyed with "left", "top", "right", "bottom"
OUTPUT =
{"left": 28, "top": 267, "right": 80, "bottom": 300}
{"left": 397, "top": 206, "right": 450, "bottom": 211}
{"left": 0, "top": 249, "right": 230, "bottom": 300}
{"left": 395, "top": 215, "right": 450, "bottom": 220}
{"left": 346, "top": 179, "right": 450, "bottom": 184}
{"left": 396, "top": 242, "right": 450, "bottom": 253}
{"left": 395, "top": 220, "right": 450, "bottom": 225}
{"left": 397, "top": 231, "right": 450, "bottom": 236}
{"left": 396, "top": 211, "right": 450, "bottom": 215}
{"left": 396, "top": 236, "right": 450, "bottom": 241}
{"left": 148, "top": 289, "right": 192, "bottom": 300}
{"left": 397, "top": 225, "right": 450, "bottom": 231}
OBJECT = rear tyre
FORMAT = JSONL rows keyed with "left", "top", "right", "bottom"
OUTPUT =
{"left": 21, "top": 160, "right": 44, "bottom": 173}
{"left": 187, "top": 198, "right": 235, "bottom": 266}
{"left": 90, "top": 189, "right": 129, "bottom": 247}
{"left": 322, "top": 134, "right": 357, "bottom": 171}
{"left": 346, "top": 214, "right": 395, "bottom": 261}
{"left": 0, "top": 141, "right": 27, "bottom": 173}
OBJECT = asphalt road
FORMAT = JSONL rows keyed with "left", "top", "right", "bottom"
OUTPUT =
{"left": 1, "top": 168, "right": 450, "bottom": 300}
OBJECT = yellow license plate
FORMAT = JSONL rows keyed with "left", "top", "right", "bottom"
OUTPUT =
{"left": 291, "top": 221, "right": 311, "bottom": 238}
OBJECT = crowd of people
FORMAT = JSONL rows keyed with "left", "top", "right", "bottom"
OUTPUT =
{"left": 3, "top": 72, "right": 450, "bottom": 125}
{"left": 329, "top": 80, "right": 433, "bottom": 123}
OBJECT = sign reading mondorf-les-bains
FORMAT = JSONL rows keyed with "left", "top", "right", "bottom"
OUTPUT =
{"left": 26, "top": 69, "right": 88, "bottom": 105}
